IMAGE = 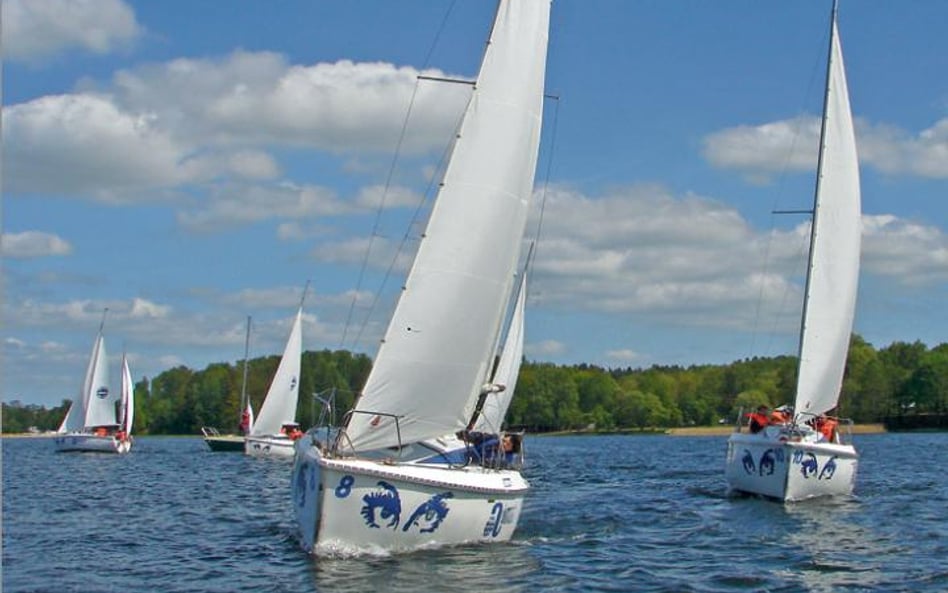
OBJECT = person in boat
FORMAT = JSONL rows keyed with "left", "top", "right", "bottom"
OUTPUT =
{"left": 457, "top": 430, "right": 501, "bottom": 464}
{"left": 769, "top": 405, "right": 792, "bottom": 425}
{"left": 282, "top": 423, "right": 304, "bottom": 440}
{"left": 810, "top": 415, "right": 838, "bottom": 443}
{"left": 238, "top": 410, "right": 251, "bottom": 435}
{"left": 746, "top": 405, "right": 770, "bottom": 434}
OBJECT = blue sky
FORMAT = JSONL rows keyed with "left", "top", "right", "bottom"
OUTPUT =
{"left": 3, "top": 0, "right": 946, "bottom": 408}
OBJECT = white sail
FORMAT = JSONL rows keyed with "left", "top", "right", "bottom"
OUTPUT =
{"left": 57, "top": 402, "right": 81, "bottom": 434}
{"left": 250, "top": 307, "right": 302, "bottom": 436}
{"left": 473, "top": 273, "right": 527, "bottom": 433}
{"left": 82, "top": 334, "right": 116, "bottom": 428}
{"left": 794, "top": 14, "right": 861, "bottom": 418}
{"left": 344, "top": 0, "right": 550, "bottom": 452}
{"left": 120, "top": 354, "right": 135, "bottom": 435}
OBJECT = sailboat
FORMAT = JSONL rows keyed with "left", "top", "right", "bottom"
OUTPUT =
{"left": 725, "top": 0, "right": 861, "bottom": 502}
{"left": 203, "top": 316, "right": 255, "bottom": 452}
{"left": 245, "top": 304, "right": 304, "bottom": 459}
{"left": 292, "top": 0, "right": 550, "bottom": 554}
{"left": 54, "top": 312, "right": 134, "bottom": 454}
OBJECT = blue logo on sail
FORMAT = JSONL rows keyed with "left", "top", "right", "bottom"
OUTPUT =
{"left": 96, "top": 387, "right": 109, "bottom": 399}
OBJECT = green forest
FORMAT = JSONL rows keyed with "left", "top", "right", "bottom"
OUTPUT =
{"left": 4, "top": 336, "right": 946, "bottom": 435}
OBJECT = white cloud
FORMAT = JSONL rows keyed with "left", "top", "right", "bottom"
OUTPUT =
{"left": 862, "top": 215, "right": 948, "bottom": 285}
{"left": 529, "top": 184, "right": 945, "bottom": 334}
{"left": 702, "top": 115, "right": 948, "bottom": 180}
{"left": 108, "top": 53, "right": 469, "bottom": 153}
{"left": 526, "top": 339, "right": 566, "bottom": 357}
{"left": 1, "top": 231, "right": 72, "bottom": 258}
{"left": 606, "top": 349, "right": 639, "bottom": 363}
{"left": 2, "top": 0, "right": 142, "bottom": 62}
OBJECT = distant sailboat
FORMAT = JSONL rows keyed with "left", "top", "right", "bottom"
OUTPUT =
{"left": 292, "top": 0, "right": 549, "bottom": 554}
{"left": 202, "top": 316, "right": 255, "bottom": 452}
{"left": 725, "top": 0, "right": 860, "bottom": 501}
{"left": 245, "top": 304, "right": 304, "bottom": 459}
{"left": 54, "top": 311, "right": 134, "bottom": 454}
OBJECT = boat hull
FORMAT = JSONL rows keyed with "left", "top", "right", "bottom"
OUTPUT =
{"left": 204, "top": 435, "right": 245, "bottom": 452}
{"left": 292, "top": 442, "right": 529, "bottom": 555}
{"left": 725, "top": 428, "right": 857, "bottom": 501}
{"left": 245, "top": 434, "right": 296, "bottom": 459}
{"left": 54, "top": 434, "right": 131, "bottom": 454}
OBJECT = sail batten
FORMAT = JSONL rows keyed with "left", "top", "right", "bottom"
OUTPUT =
{"left": 793, "top": 15, "right": 861, "bottom": 418}
{"left": 345, "top": 0, "right": 550, "bottom": 452}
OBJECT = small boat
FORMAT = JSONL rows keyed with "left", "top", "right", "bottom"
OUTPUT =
{"left": 725, "top": 0, "right": 861, "bottom": 502}
{"left": 292, "top": 0, "right": 550, "bottom": 554}
{"left": 203, "top": 316, "right": 255, "bottom": 452}
{"left": 54, "top": 311, "right": 134, "bottom": 454}
{"left": 245, "top": 303, "right": 304, "bottom": 459}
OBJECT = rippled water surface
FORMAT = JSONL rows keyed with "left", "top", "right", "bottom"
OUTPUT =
{"left": 3, "top": 433, "right": 946, "bottom": 592}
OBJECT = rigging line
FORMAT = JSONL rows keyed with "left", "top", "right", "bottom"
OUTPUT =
{"left": 338, "top": 81, "right": 422, "bottom": 351}
{"left": 529, "top": 94, "right": 560, "bottom": 284}
{"left": 349, "top": 82, "right": 474, "bottom": 351}
{"left": 338, "top": 0, "right": 458, "bottom": 352}
{"left": 747, "top": 21, "right": 828, "bottom": 361}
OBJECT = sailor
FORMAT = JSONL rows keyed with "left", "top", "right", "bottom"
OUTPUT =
{"left": 746, "top": 405, "right": 770, "bottom": 433}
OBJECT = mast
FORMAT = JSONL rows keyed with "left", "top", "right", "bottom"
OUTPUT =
{"left": 795, "top": 1, "right": 838, "bottom": 372}
{"left": 793, "top": 0, "right": 861, "bottom": 418}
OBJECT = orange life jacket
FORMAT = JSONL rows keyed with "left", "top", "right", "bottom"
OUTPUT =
{"left": 746, "top": 412, "right": 769, "bottom": 432}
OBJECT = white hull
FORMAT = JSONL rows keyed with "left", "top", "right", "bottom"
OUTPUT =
{"left": 725, "top": 427, "right": 857, "bottom": 502}
{"left": 245, "top": 434, "right": 296, "bottom": 459}
{"left": 54, "top": 433, "right": 132, "bottom": 454}
{"left": 292, "top": 442, "right": 529, "bottom": 555}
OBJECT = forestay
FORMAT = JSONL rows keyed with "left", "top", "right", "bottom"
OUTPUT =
{"left": 344, "top": 1, "right": 550, "bottom": 452}
{"left": 794, "top": 15, "right": 861, "bottom": 418}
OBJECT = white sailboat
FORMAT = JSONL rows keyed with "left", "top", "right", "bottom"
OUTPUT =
{"left": 54, "top": 312, "right": 133, "bottom": 454}
{"left": 725, "top": 0, "right": 861, "bottom": 502}
{"left": 245, "top": 306, "right": 304, "bottom": 459}
{"left": 203, "top": 316, "right": 255, "bottom": 452}
{"left": 292, "top": 0, "right": 550, "bottom": 554}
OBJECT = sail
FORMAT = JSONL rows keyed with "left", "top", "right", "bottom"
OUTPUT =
{"left": 794, "top": 12, "right": 861, "bottom": 418}
{"left": 120, "top": 354, "right": 135, "bottom": 435}
{"left": 251, "top": 308, "right": 302, "bottom": 436}
{"left": 473, "top": 273, "right": 527, "bottom": 433}
{"left": 344, "top": 0, "right": 551, "bottom": 452}
{"left": 57, "top": 402, "right": 81, "bottom": 434}
{"left": 82, "top": 334, "right": 116, "bottom": 428}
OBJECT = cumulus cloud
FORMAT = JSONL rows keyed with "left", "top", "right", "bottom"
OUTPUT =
{"left": 526, "top": 339, "right": 566, "bottom": 357}
{"left": 862, "top": 215, "right": 948, "bottom": 285}
{"left": 703, "top": 115, "right": 948, "bottom": 180}
{"left": 528, "top": 184, "right": 946, "bottom": 334}
{"left": 2, "top": 0, "right": 142, "bottom": 62}
{"left": 1, "top": 231, "right": 72, "bottom": 258}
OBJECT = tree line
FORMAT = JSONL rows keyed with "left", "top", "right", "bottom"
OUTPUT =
{"left": 4, "top": 336, "right": 946, "bottom": 435}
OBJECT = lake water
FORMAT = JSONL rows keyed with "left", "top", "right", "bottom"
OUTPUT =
{"left": 3, "top": 432, "right": 946, "bottom": 592}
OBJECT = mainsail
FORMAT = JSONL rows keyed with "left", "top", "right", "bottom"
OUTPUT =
{"left": 793, "top": 10, "right": 861, "bottom": 418}
{"left": 251, "top": 307, "right": 303, "bottom": 436}
{"left": 344, "top": 0, "right": 550, "bottom": 452}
